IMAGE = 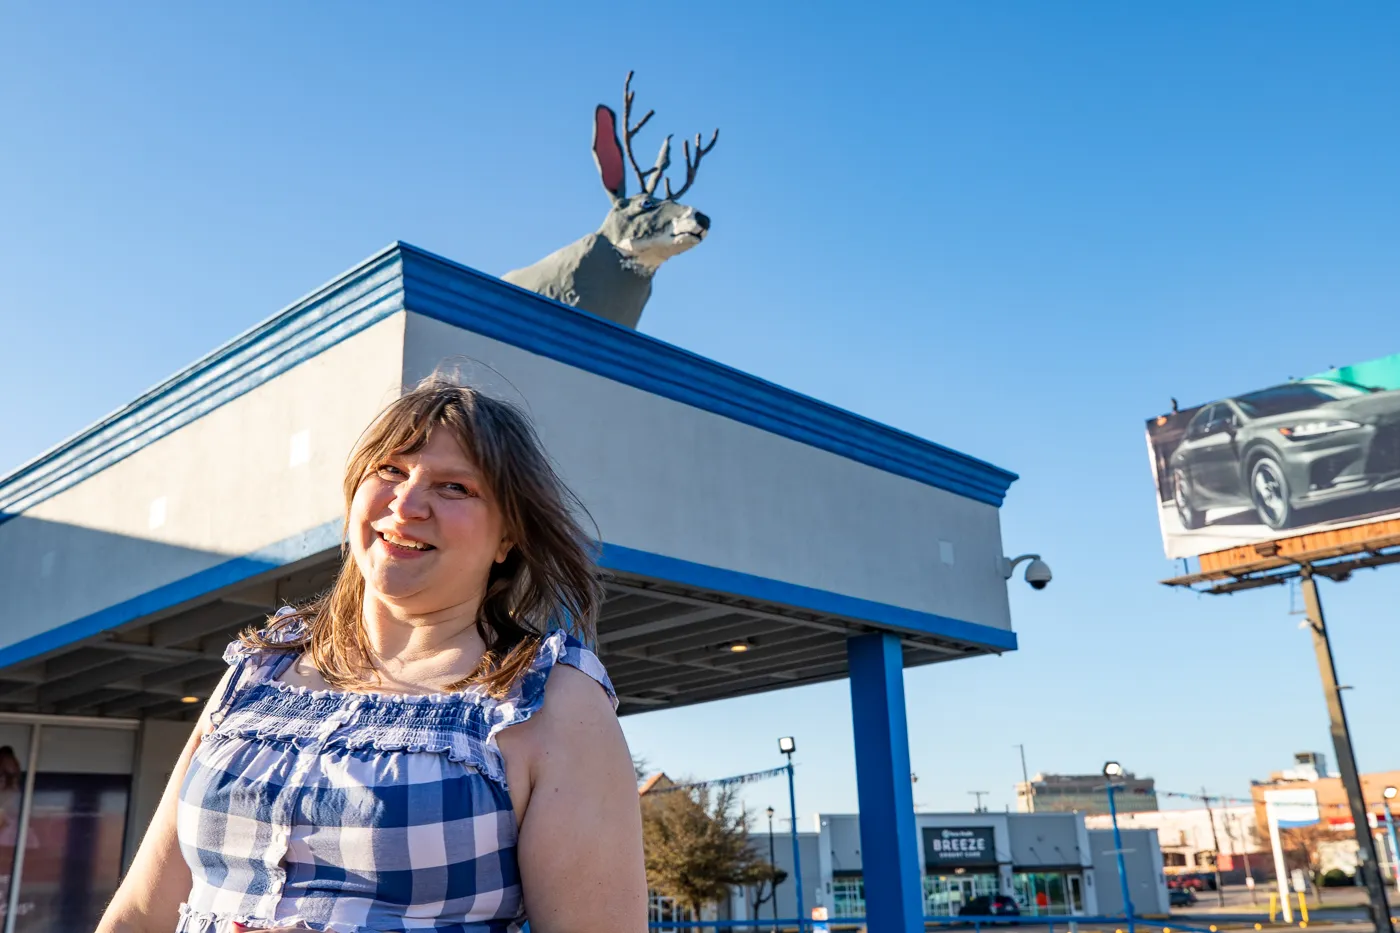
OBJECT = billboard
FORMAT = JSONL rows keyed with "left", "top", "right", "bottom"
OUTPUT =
{"left": 1147, "top": 352, "right": 1400, "bottom": 559}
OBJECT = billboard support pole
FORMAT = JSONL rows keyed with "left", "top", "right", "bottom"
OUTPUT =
{"left": 1299, "top": 568, "right": 1394, "bottom": 933}
{"left": 1265, "top": 803, "right": 1294, "bottom": 924}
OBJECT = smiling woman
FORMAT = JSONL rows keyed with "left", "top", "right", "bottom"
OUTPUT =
{"left": 96, "top": 377, "right": 647, "bottom": 933}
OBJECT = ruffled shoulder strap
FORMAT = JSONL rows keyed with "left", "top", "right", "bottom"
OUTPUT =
{"left": 209, "top": 607, "right": 304, "bottom": 724}
{"left": 480, "top": 629, "right": 616, "bottom": 782}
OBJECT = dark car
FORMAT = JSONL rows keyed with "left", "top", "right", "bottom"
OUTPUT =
{"left": 958, "top": 895, "right": 1020, "bottom": 917}
{"left": 1169, "top": 380, "right": 1400, "bottom": 531}
{"left": 1169, "top": 888, "right": 1198, "bottom": 907}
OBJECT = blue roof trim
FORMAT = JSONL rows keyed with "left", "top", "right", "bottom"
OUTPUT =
{"left": 0, "top": 528, "right": 1013, "bottom": 673}
{"left": 600, "top": 543, "right": 1018, "bottom": 653}
{"left": 0, "top": 241, "right": 1017, "bottom": 521}
{"left": 0, "top": 519, "right": 344, "bottom": 672}
{"left": 397, "top": 245, "right": 1018, "bottom": 506}
{"left": 0, "top": 248, "right": 408, "bottom": 524}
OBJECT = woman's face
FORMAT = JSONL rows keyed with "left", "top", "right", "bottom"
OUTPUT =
{"left": 349, "top": 429, "right": 512, "bottom": 615}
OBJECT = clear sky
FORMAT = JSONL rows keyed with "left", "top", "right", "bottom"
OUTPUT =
{"left": 3, "top": 3, "right": 1399, "bottom": 824}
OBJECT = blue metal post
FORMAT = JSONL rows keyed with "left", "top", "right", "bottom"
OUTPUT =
{"left": 847, "top": 633, "right": 924, "bottom": 933}
{"left": 1384, "top": 802, "right": 1400, "bottom": 893}
{"left": 785, "top": 757, "right": 804, "bottom": 932}
{"left": 1107, "top": 786, "right": 1136, "bottom": 933}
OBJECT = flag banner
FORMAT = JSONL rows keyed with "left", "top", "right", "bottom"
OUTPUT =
{"left": 646, "top": 766, "right": 789, "bottom": 795}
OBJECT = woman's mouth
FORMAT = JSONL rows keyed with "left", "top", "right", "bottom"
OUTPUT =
{"left": 378, "top": 531, "right": 435, "bottom": 553}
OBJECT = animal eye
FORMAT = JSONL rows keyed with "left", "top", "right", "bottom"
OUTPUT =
{"left": 640, "top": 198, "right": 658, "bottom": 211}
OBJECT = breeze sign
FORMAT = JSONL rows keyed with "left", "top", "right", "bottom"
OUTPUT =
{"left": 923, "top": 826, "right": 997, "bottom": 868}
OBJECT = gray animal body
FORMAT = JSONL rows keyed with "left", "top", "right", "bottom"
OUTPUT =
{"left": 502, "top": 72, "right": 717, "bottom": 330}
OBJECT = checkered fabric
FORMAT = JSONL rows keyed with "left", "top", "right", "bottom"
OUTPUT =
{"left": 175, "top": 613, "right": 615, "bottom": 933}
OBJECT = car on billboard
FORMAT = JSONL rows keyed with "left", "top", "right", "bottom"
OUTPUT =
{"left": 1170, "top": 380, "right": 1400, "bottom": 531}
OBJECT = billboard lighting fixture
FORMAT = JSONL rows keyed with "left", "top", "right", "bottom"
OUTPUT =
{"left": 1386, "top": 787, "right": 1398, "bottom": 801}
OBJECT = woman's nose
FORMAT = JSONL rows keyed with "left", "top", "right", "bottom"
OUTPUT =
{"left": 390, "top": 478, "right": 431, "bottom": 520}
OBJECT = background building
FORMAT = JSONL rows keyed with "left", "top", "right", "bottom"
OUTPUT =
{"left": 1017, "top": 772, "right": 1159, "bottom": 815}
{"left": 1249, "top": 753, "right": 1400, "bottom": 880}
{"left": 805, "top": 811, "right": 1168, "bottom": 920}
{"left": 1085, "top": 805, "right": 1269, "bottom": 883}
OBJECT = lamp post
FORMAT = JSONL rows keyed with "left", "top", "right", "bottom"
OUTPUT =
{"left": 767, "top": 806, "right": 779, "bottom": 933}
{"left": 780, "top": 736, "right": 804, "bottom": 932}
{"left": 1103, "top": 761, "right": 1137, "bottom": 933}
{"left": 1384, "top": 787, "right": 1400, "bottom": 895}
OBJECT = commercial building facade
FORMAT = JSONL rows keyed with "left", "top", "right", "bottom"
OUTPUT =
{"left": 1017, "top": 771, "right": 1159, "bottom": 816}
{"left": 725, "top": 811, "right": 1169, "bottom": 922}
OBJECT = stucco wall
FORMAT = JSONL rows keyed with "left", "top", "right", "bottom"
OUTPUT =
{"left": 402, "top": 313, "right": 1012, "bottom": 630}
{"left": 0, "top": 313, "right": 406, "bottom": 656}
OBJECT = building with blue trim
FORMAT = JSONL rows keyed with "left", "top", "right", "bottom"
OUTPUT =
{"left": 0, "top": 243, "right": 1024, "bottom": 932}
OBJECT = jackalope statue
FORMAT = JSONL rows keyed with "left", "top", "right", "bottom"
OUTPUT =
{"left": 502, "top": 72, "right": 718, "bottom": 329}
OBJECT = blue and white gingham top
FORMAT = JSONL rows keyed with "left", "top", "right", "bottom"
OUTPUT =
{"left": 175, "top": 614, "right": 616, "bottom": 933}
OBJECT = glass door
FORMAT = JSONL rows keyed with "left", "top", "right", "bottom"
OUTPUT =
{"left": 8, "top": 725, "right": 135, "bottom": 933}
{"left": 0, "top": 726, "right": 34, "bottom": 929}
{"left": 1067, "top": 874, "right": 1084, "bottom": 914}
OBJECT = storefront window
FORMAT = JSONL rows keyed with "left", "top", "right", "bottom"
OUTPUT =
{"left": 0, "top": 726, "right": 34, "bottom": 926}
{"left": 6, "top": 726, "right": 135, "bottom": 933}
{"left": 831, "top": 877, "right": 865, "bottom": 918}
{"left": 1012, "top": 871, "right": 1084, "bottom": 916}
{"left": 923, "top": 871, "right": 998, "bottom": 916}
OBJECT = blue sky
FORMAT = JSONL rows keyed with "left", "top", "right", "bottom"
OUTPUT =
{"left": 3, "top": 3, "right": 1399, "bottom": 822}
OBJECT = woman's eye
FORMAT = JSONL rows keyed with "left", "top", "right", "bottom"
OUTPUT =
{"left": 376, "top": 464, "right": 404, "bottom": 478}
{"left": 443, "top": 483, "right": 475, "bottom": 497}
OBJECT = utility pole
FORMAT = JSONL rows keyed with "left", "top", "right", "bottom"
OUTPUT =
{"left": 1200, "top": 787, "right": 1225, "bottom": 907}
{"left": 1225, "top": 810, "right": 1257, "bottom": 905}
{"left": 1015, "top": 744, "right": 1033, "bottom": 812}
{"left": 970, "top": 791, "right": 989, "bottom": 813}
{"left": 1300, "top": 569, "right": 1393, "bottom": 933}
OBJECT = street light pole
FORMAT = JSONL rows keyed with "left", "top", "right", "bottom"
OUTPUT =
{"left": 767, "top": 806, "right": 779, "bottom": 933}
{"left": 1103, "top": 762, "right": 1137, "bottom": 933}
{"left": 1384, "top": 788, "right": 1400, "bottom": 896}
{"left": 780, "top": 737, "right": 804, "bottom": 933}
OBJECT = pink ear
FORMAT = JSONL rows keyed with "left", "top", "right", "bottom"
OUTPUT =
{"left": 593, "top": 105, "right": 626, "bottom": 199}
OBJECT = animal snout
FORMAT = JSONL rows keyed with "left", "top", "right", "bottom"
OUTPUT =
{"left": 694, "top": 211, "right": 711, "bottom": 231}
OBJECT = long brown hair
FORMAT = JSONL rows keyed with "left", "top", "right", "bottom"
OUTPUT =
{"left": 243, "top": 375, "right": 603, "bottom": 697}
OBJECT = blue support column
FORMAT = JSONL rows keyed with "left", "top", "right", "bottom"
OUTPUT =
{"left": 848, "top": 632, "right": 924, "bottom": 933}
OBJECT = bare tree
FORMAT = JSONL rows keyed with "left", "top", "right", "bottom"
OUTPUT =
{"left": 642, "top": 782, "right": 773, "bottom": 930}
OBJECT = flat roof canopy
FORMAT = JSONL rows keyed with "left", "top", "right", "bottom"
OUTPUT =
{"left": 0, "top": 547, "right": 1007, "bottom": 721}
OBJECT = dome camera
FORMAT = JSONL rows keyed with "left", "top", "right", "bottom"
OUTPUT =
{"left": 1025, "top": 559, "right": 1052, "bottom": 590}
{"left": 1002, "top": 554, "right": 1052, "bottom": 591}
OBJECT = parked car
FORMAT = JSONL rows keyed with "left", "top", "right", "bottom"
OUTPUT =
{"left": 958, "top": 895, "right": 1021, "bottom": 917}
{"left": 1169, "top": 380, "right": 1400, "bottom": 531}
{"left": 1169, "top": 888, "right": 1198, "bottom": 907}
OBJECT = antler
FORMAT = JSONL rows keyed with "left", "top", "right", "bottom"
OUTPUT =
{"left": 664, "top": 129, "right": 719, "bottom": 201}
{"left": 622, "top": 71, "right": 661, "bottom": 196}
{"left": 622, "top": 71, "right": 719, "bottom": 201}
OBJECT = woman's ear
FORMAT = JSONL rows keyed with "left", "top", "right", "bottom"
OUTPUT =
{"left": 495, "top": 538, "right": 514, "bottom": 564}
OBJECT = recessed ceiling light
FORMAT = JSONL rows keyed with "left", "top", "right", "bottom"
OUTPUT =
{"left": 180, "top": 696, "right": 201, "bottom": 704}
{"left": 728, "top": 643, "right": 750, "bottom": 653}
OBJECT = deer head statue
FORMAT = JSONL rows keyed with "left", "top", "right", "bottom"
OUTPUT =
{"left": 502, "top": 72, "right": 718, "bottom": 329}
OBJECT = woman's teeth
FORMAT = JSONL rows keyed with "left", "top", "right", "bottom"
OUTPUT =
{"left": 381, "top": 532, "right": 433, "bottom": 551}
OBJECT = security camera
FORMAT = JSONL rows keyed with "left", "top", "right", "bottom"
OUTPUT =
{"left": 1002, "top": 554, "right": 1052, "bottom": 591}
{"left": 1025, "top": 559, "right": 1052, "bottom": 590}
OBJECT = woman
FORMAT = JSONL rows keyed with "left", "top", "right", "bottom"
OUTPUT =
{"left": 98, "top": 378, "right": 647, "bottom": 933}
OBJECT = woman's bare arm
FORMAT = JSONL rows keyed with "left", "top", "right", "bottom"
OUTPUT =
{"left": 504, "top": 665, "right": 648, "bottom": 933}
{"left": 96, "top": 669, "right": 231, "bottom": 933}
